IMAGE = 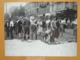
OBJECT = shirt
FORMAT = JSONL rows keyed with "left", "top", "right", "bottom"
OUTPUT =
{"left": 10, "top": 21, "right": 14, "bottom": 27}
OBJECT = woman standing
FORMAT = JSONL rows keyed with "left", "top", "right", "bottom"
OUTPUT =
{"left": 30, "top": 18, "right": 37, "bottom": 40}
{"left": 37, "top": 19, "right": 43, "bottom": 40}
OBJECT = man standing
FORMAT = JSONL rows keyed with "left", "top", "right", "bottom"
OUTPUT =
{"left": 17, "top": 17, "right": 22, "bottom": 39}
{"left": 60, "top": 18, "right": 66, "bottom": 36}
{"left": 10, "top": 19, "right": 14, "bottom": 39}
{"left": 23, "top": 17, "right": 30, "bottom": 40}
{"left": 50, "top": 18, "right": 57, "bottom": 44}
{"left": 5, "top": 20, "right": 10, "bottom": 39}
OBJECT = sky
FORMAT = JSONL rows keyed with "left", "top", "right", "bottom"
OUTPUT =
{"left": 4, "top": 2, "right": 27, "bottom": 13}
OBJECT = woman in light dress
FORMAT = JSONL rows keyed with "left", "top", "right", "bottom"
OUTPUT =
{"left": 37, "top": 19, "right": 43, "bottom": 40}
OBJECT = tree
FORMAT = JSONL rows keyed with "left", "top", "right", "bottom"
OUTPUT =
{"left": 10, "top": 6, "right": 19, "bottom": 20}
{"left": 18, "top": 5, "right": 25, "bottom": 16}
{"left": 4, "top": 13, "right": 10, "bottom": 20}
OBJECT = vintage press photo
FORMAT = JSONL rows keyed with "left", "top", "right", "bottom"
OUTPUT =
{"left": 4, "top": 2, "right": 77, "bottom": 56}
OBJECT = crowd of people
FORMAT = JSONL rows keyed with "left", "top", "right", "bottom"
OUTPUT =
{"left": 5, "top": 15, "right": 77, "bottom": 44}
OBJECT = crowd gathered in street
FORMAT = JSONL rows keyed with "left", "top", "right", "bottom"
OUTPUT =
{"left": 5, "top": 14, "right": 77, "bottom": 44}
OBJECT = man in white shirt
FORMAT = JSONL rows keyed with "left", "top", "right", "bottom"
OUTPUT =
{"left": 10, "top": 20, "right": 14, "bottom": 39}
{"left": 10, "top": 20, "right": 14, "bottom": 27}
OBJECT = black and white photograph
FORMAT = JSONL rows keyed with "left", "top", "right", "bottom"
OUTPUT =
{"left": 4, "top": 2, "right": 77, "bottom": 56}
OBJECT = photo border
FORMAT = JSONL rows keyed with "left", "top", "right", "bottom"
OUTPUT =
{"left": 0, "top": 0, "right": 80, "bottom": 60}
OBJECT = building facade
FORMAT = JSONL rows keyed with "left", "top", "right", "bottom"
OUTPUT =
{"left": 25, "top": 2, "right": 77, "bottom": 16}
